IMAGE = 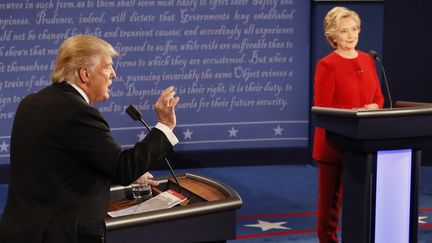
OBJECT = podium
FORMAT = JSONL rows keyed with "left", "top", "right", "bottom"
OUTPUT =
{"left": 105, "top": 173, "right": 242, "bottom": 243}
{"left": 312, "top": 102, "right": 432, "bottom": 243}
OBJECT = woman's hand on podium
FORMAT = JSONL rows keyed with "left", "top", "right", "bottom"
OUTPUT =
{"left": 363, "top": 103, "right": 379, "bottom": 110}
{"left": 353, "top": 103, "right": 380, "bottom": 111}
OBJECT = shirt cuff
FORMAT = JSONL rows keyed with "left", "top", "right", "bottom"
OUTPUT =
{"left": 155, "top": 122, "right": 179, "bottom": 146}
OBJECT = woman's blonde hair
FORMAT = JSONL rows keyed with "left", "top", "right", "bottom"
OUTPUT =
{"left": 323, "top": 6, "right": 361, "bottom": 48}
{"left": 51, "top": 35, "right": 119, "bottom": 83}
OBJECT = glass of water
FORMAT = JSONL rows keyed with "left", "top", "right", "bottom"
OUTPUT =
{"left": 131, "top": 182, "right": 153, "bottom": 201}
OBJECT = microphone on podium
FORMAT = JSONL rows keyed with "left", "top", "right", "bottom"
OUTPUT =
{"left": 369, "top": 50, "right": 393, "bottom": 108}
{"left": 126, "top": 105, "right": 182, "bottom": 195}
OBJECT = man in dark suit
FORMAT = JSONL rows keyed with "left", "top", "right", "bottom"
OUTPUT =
{"left": 0, "top": 35, "right": 180, "bottom": 243}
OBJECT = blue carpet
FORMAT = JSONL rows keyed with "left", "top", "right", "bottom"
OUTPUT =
{"left": 1, "top": 165, "right": 432, "bottom": 242}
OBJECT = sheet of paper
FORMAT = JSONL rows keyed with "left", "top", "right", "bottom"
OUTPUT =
{"left": 108, "top": 189, "right": 187, "bottom": 218}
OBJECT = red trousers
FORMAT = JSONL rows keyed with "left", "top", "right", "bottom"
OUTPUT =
{"left": 317, "top": 161, "right": 343, "bottom": 243}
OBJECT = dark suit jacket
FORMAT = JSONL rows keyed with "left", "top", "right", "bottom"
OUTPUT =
{"left": 0, "top": 82, "right": 173, "bottom": 243}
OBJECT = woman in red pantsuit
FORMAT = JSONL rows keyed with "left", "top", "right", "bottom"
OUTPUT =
{"left": 313, "top": 7, "right": 384, "bottom": 243}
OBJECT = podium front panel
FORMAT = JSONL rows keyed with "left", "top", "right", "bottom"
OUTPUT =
{"left": 374, "top": 149, "right": 412, "bottom": 243}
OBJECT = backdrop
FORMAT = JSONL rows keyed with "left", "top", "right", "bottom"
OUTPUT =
{"left": 0, "top": 0, "right": 311, "bottom": 165}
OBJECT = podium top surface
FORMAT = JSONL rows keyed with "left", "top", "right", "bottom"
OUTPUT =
{"left": 311, "top": 104, "right": 432, "bottom": 119}
{"left": 105, "top": 173, "right": 242, "bottom": 231}
{"left": 311, "top": 102, "right": 432, "bottom": 144}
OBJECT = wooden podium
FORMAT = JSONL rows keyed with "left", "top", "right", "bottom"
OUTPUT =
{"left": 312, "top": 101, "right": 432, "bottom": 243}
{"left": 105, "top": 173, "right": 242, "bottom": 243}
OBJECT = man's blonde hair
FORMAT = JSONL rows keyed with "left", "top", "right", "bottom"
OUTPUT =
{"left": 51, "top": 35, "right": 119, "bottom": 83}
{"left": 323, "top": 6, "right": 361, "bottom": 48}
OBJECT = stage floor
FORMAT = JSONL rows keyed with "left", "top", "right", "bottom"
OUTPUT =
{"left": 1, "top": 164, "right": 432, "bottom": 242}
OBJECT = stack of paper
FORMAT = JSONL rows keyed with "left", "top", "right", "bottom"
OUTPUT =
{"left": 108, "top": 189, "right": 187, "bottom": 218}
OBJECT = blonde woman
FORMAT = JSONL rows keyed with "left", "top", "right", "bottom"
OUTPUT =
{"left": 313, "top": 7, "right": 384, "bottom": 243}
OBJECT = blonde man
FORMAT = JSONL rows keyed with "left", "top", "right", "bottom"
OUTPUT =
{"left": 0, "top": 35, "right": 180, "bottom": 243}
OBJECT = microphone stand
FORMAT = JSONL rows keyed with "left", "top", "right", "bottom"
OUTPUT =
{"left": 126, "top": 105, "right": 182, "bottom": 195}
{"left": 378, "top": 61, "right": 393, "bottom": 108}
{"left": 369, "top": 50, "right": 393, "bottom": 108}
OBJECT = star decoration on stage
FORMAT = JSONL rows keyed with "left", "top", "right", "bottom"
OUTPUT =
{"left": 182, "top": 129, "right": 193, "bottom": 140}
{"left": 137, "top": 130, "right": 146, "bottom": 141}
{"left": 228, "top": 127, "right": 239, "bottom": 138}
{"left": 273, "top": 125, "right": 284, "bottom": 136}
{"left": 419, "top": 216, "right": 428, "bottom": 224}
{"left": 245, "top": 220, "right": 290, "bottom": 231}
{"left": 0, "top": 141, "right": 9, "bottom": 153}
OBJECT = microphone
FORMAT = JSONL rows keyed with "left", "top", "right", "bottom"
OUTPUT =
{"left": 369, "top": 50, "right": 393, "bottom": 108}
{"left": 126, "top": 105, "right": 182, "bottom": 194}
